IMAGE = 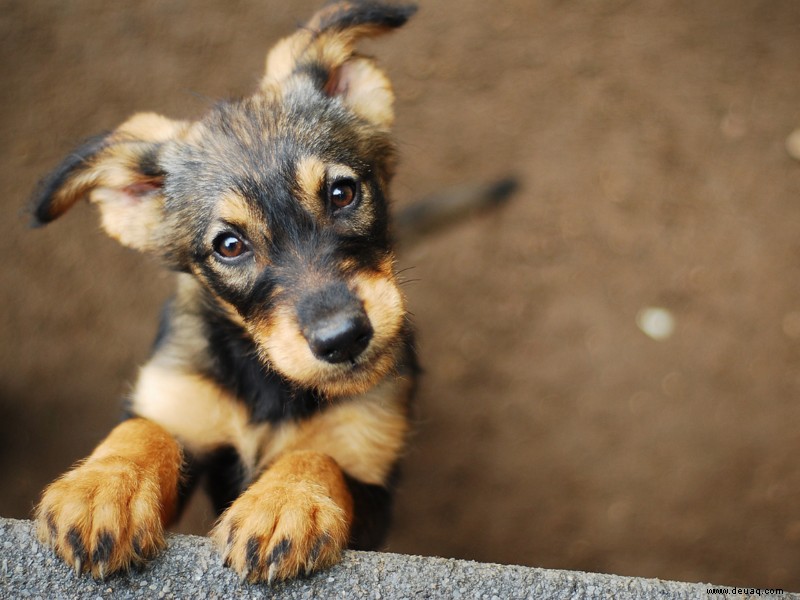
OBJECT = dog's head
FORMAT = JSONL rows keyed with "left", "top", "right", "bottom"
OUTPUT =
{"left": 30, "top": 1, "right": 417, "bottom": 398}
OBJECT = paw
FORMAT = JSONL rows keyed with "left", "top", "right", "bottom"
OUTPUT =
{"left": 35, "top": 456, "right": 166, "bottom": 578}
{"left": 211, "top": 474, "right": 351, "bottom": 583}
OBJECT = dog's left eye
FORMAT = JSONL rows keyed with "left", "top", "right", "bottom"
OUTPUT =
{"left": 328, "top": 178, "right": 359, "bottom": 210}
{"left": 212, "top": 233, "right": 250, "bottom": 260}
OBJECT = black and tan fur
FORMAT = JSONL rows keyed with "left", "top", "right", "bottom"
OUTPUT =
{"left": 31, "top": 1, "right": 419, "bottom": 584}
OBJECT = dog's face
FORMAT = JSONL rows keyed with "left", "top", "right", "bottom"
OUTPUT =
{"left": 169, "top": 88, "right": 406, "bottom": 397}
{"left": 30, "top": 3, "right": 415, "bottom": 398}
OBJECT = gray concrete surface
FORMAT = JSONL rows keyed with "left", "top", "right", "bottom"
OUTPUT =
{"left": 0, "top": 517, "right": 791, "bottom": 599}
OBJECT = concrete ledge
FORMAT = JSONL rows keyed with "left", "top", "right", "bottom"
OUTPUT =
{"left": 0, "top": 517, "right": 790, "bottom": 599}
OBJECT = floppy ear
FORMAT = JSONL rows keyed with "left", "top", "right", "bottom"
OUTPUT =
{"left": 262, "top": 1, "right": 417, "bottom": 128}
{"left": 30, "top": 112, "right": 188, "bottom": 252}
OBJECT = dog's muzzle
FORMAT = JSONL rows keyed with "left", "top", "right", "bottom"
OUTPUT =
{"left": 298, "top": 283, "right": 373, "bottom": 364}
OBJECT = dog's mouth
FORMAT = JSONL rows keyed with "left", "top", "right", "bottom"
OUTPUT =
{"left": 310, "top": 334, "right": 400, "bottom": 396}
{"left": 251, "top": 272, "right": 405, "bottom": 398}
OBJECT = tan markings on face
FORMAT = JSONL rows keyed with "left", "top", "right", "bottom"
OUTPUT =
{"left": 195, "top": 193, "right": 270, "bottom": 294}
{"left": 149, "top": 273, "right": 246, "bottom": 386}
{"left": 327, "top": 164, "right": 358, "bottom": 183}
{"left": 187, "top": 258, "right": 256, "bottom": 319}
{"left": 250, "top": 266, "right": 405, "bottom": 398}
{"left": 132, "top": 364, "right": 269, "bottom": 472}
{"left": 216, "top": 295, "right": 248, "bottom": 328}
{"left": 295, "top": 156, "right": 326, "bottom": 221}
{"left": 352, "top": 265, "right": 405, "bottom": 353}
{"left": 327, "top": 163, "right": 375, "bottom": 235}
{"left": 339, "top": 257, "right": 360, "bottom": 273}
{"left": 251, "top": 305, "right": 330, "bottom": 390}
{"left": 261, "top": 373, "right": 412, "bottom": 485}
{"left": 217, "top": 192, "right": 263, "bottom": 234}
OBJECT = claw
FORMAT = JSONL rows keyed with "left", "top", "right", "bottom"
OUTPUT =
{"left": 225, "top": 527, "right": 236, "bottom": 556}
{"left": 267, "top": 562, "right": 278, "bottom": 585}
{"left": 46, "top": 514, "right": 58, "bottom": 542}
{"left": 245, "top": 536, "right": 261, "bottom": 575}
{"left": 306, "top": 535, "right": 325, "bottom": 575}
{"left": 305, "top": 553, "right": 318, "bottom": 576}
{"left": 97, "top": 562, "right": 107, "bottom": 581}
{"left": 73, "top": 557, "right": 82, "bottom": 576}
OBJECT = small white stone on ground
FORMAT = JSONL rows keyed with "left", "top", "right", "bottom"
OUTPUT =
{"left": 636, "top": 307, "right": 675, "bottom": 341}
{"left": 786, "top": 128, "right": 800, "bottom": 162}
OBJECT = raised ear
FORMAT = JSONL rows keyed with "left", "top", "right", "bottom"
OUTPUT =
{"left": 30, "top": 113, "right": 188, "bottom": 252}
{"left": 262, "top": 1, "right": 417, "bottom": 128}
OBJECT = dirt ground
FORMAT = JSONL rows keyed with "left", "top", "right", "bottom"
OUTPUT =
{"left": 2, "top": 0, "right": 800, "bottom": 590}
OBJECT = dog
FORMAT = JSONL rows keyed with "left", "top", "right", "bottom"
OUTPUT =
{"left": 30, "top": 0, "right": 517, "bottom": 584}
{"left": 31, "top": 1, "right": 420, "bottom": 584}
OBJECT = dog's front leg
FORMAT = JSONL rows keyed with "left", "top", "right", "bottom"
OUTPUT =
{"left": 35, "top": 418, "right": 182, "bottom": 578}
{"left": 211, "top": 450, "right": 353, "bottom": 584}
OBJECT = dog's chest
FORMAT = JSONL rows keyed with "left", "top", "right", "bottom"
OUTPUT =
{"left": 133, "top": 363, "right": 290, "bottom": 472}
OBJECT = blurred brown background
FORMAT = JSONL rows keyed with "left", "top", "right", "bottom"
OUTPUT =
{"left": 2, "top": 0, "right": 800, "bottom": 590}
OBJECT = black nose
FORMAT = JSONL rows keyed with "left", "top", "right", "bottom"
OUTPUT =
{"left": 305, "top": 310, "right": 373, "bottom": 363}
{"left": 298, "top": 283, "right": 374, "bottom": 364}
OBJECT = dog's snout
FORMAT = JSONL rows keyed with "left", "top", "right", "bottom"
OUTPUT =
{"left": 306, "top": 310, "right": 373, "bottom": 364}
{"left": 298, "top": 283, "right": 373, "bottom": 364}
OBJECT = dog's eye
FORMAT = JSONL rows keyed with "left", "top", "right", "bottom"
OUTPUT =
{"left": 213, "top": 233, "right": 249, "bottom": 260}
{"left": 328, "top": 178, "right": 359, "bottom": 210}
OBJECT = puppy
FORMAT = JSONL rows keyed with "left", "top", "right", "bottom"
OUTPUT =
{"left": 31, "top": 1, "right": 418, "bottom": 584}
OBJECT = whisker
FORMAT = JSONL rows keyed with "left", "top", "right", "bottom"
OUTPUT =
{"left": 398, "top": 278, "right": 421, "bottom": 287}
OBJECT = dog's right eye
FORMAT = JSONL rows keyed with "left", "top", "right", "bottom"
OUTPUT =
{"left": 212, "top": 233, "right": 250, "bottom": 260}
{"left": 328, "top": 178, "right": 359, "bottom": 211}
